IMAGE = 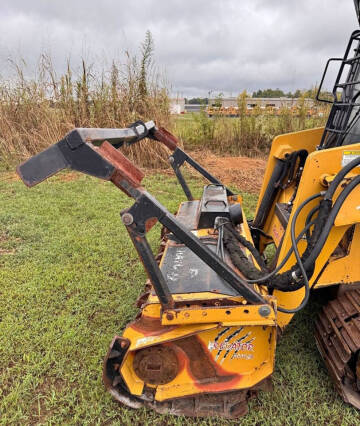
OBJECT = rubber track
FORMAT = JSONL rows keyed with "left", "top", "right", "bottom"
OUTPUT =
{"left": 315, "top": 289, "right": 360, "bottom": 409}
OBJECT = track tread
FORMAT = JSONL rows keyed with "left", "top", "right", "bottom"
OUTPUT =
{"left": 315, "top": 289, "right": 360, "bottom": 409}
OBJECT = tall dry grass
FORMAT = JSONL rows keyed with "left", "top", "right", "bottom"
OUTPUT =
{"left": 0, "top": 32, "right": 172, "bottom": 169}
{"left": 0, "top": 32, "right": 331, "bottom": 170}
{"left": 175, "top": 108, "right": 330, "bottom": 157}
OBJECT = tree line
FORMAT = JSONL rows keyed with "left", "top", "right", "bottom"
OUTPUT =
{"left": 185, "top": 87, "right": 326, "bottom": 104}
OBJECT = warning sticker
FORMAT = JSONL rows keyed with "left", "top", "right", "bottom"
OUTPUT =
{"left": 342, "top": 150, "right": 360, "bottom": 168}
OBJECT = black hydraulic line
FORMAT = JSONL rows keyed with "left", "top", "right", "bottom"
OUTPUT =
{"left": 223, "top": 228, "right": 264, "bottom": 281}
{"left": 302, "top": 175, "right": 360, "bottom": 273}
{"left": 224, "top": 192, "right": 320, "bottom": 313}
{"left": 215, "top": 217, "right": 227, "bottom": 261}
{"left": 253, "top": 159, "right": 285, "bottom": 229}
{"left": 224, "top": 218, "right": 318, "bottom": 291}
{"left": 224, "top": 224, "right": 268, "bottom": 271}
{"left": 276, "top": 191, "right": 315, "bottom": 314}
{"left": 228, "top": 192, "right": 323, "bottom": 296}
{"left": 305, "top": 205, "right": 320, "bottom": 240}
{"left": 306, "top": 205, "right": 320, "bottom": 226}
{"left": 245, "top": 218, "right": 317, "bottom": 284}
{"left": 268, "top": 192, "right": 326, "bottom": 290}
{"left": 279, "top": 175, "right": 360, "bottom": 312}
{"left": 325, "top": 156, "right": 360, "bottom": 200}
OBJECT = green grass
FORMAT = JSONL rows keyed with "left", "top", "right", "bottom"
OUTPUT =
{"left": 1, "top": 171, "right": 359, "bottom": 425}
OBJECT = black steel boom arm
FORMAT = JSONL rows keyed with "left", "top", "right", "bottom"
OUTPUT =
{"left": 17, "top": 122, "right": 266, "bottom": 309}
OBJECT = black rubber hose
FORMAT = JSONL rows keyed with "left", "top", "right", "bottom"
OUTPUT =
{"left": 224, "top": 214, "right": 318, "bottom": 292}
{"left": 277, "top": 192, "right": 313, "bottom": 314}
{"left": 266, "top": 192, "right": 326, "bottom": 290}
{"left": 301, "top": 175, "right": 360, "bottom": 273}
{"left": 305, "top": 205, "right": 320, "bottom": 240}
{"left": 306, "top": 205, "right": 320, "bottom": 226}
{"left": 223, "top": 229, "right": 264, "bottom": 281}
{"left": 245, "top": 218, "right": 317, "bottom": 284}
{"left": 325, "top": 156, "right": 360, "bottom": 200}
{"left": 224, "top": 224, "right": 268, "bottom": 271}
{"left": 278, "top": 176, "right": 360, "bottom": 311}
{"left": 253, "top": 159, "right": 285, "bottom": 229}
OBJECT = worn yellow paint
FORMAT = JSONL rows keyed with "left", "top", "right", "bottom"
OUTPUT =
{"left": 316, "top": 224, "right": 360, "bottom": 286}
{"left": 123, "top": 321, "right": 218, "bottom": 351}
{"left": 121, "top": 321, "right": 276, "bottom": 401}
{"left": 161, "top": 299, "right": 276, "bottom": 326}
{"left": 155, "top": 325, "right": 276, "bottom": 401}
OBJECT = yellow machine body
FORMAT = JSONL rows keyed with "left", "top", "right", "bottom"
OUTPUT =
{"left": 120, "top": 295, "right": 276, "bottom": 401}
{"left": 255, "top": 128, "right": 360, "bottom": 327}
{"left": 103, "top": 128, "right": 360, "bottom": 417}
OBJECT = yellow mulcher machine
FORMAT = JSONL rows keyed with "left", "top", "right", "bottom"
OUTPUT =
{"left": 16, "top": 0, "right": 360, "bottom": 419}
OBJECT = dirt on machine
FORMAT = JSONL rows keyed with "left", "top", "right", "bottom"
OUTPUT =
{"left": 16, "top": 0, "right": 360, "bottom": 420}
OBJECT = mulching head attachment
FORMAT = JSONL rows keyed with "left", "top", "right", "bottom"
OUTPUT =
{"left": 17, "top": 121, "right": 276, "bottom": 419}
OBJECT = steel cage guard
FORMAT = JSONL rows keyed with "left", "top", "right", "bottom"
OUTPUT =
{"left": 17, "top": 120, "right": 266, "bottom": 311}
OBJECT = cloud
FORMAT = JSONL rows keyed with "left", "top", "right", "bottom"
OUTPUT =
{"left": 0, "top": 0, "right": 358, "bottom": 96}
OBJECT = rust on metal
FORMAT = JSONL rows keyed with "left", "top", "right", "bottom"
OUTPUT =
{"left": 129, "top": 316, "right": 178, "bottom": 336}
{"left": 133, "top": 345, "right": 179, "bottom": 385}
{"left": 315, "top": 289, "right": 360, "bottom": 409}
{"left": 173, "top": 335, "right": 240, "bottom": 388}
{"left": 153, "top": 127, "right": 179, "bottom": 151}
{"left": 94, "top": 141, "right": 144, "bottom": 190}
{"left": 103, "top": 333, "right": 273, "bottom": 419}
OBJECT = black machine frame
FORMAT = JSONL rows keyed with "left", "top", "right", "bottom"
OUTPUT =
{"left": 17, "top": 121, "right": 267, "bottom": 310}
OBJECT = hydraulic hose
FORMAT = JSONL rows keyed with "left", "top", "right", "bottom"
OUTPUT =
{"left": 301, "top": 174, "right": 360, "bottom": 273}
{"left": 280, "top": 176, "right": 360, "bottom": 312}
{"left": 224, "top": 223, "right": 268, "bottom": 271}
{"left": 224, "top": 162, "right": 360, "bottom": 313}
{"left": 245, "top": 218, "right": 318, "bottom": 284}
{"left": 277, "top": 192, "right": 314, "bottom": 314}
{"left": 224, "top": 193, "right": 324, "bottom": 287}
{"left": 305, "top": 204, "right": 320, "bottom": 240}
{"left": 325, "top": 156, "right": 360, "bottom": 200}
{"left": 263, "top": 192, "right": 325, "bottom": 291}
{"left": 253, "top": 159, "right": 285, "bottom": 229}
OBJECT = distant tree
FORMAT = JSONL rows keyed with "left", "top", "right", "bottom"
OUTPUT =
{"left": 187, "top": 97, "right": 208, "bottom": 104}
{"left": 253, "top": 88, "right": 286, "bottom": 98}
{"left": 237, "top": 90, "right": 247, "bottom": 117}
{"left": 213, "top": 92, "right": 224, "bottom": 107}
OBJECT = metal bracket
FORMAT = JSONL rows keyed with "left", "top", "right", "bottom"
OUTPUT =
{"left": 169, "top": 148, "right": 234, "bottom": 201}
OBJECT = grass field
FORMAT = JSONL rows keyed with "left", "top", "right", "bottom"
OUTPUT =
{"left": 1, "top": 170, "right": 360, "bottom": 425}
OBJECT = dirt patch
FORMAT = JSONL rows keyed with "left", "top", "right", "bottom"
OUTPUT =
{"left": 54, "top": 171, "right": 81, "bottom": 182}
{"left": 0, "top": 172, "right": 20, "bottom": 182}
{"left": 2, "top": 152, "right": 266, "bottom": 193}
{"left": 189, "top": 151, "right": 267, "bottom": 193}
{"left": 29, "top": 378, "right": 68, "bottom": 425}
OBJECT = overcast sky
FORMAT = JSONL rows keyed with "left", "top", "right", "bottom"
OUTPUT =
{"left": 0, "top": 0, "right": 358, "bottom": 97}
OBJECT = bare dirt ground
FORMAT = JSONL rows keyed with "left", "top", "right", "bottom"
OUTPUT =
{"left": 4, "top": 152, "right": 267, "bottom": 193}
{"left": 189, "top": 151, "right": 267, "bottom": 193}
